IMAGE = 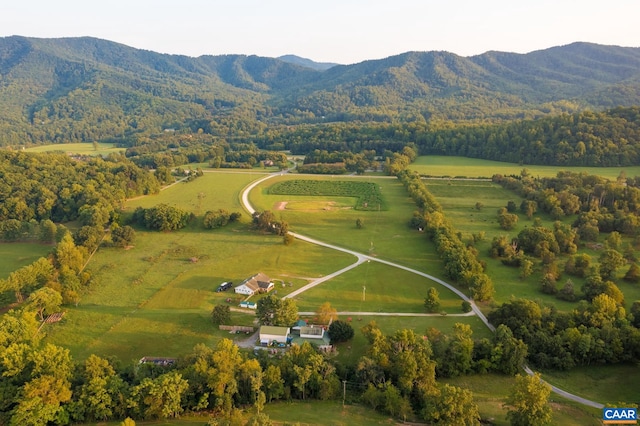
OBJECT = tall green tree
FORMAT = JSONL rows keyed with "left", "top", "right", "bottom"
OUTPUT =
{"left": 505, "top": 373, "right": 552, "bottom": 426}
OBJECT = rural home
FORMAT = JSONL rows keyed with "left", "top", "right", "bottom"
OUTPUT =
{"left": 234, "top": 272, "right": 274, "bottom": 295}
{"left": 259, "top": 326, "right": 291, "bottom": 345}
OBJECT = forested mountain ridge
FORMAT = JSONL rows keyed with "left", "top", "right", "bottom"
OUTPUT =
{"left": 0, "top": 36, "right": 639, "bottom": 146}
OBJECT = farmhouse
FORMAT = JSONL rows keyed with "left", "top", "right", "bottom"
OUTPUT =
{"left": 259, "top": 326, "right": 291, "bottom": 345}
{"left": 234, "top": 272, "right": 274, "bottom": 295}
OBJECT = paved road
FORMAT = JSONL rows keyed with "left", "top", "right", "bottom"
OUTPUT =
{"left": 240, "top": 170, "right": 604, "bottom": 408}
{"left": 298, "top": 311, "right": 475, "bottom": 317}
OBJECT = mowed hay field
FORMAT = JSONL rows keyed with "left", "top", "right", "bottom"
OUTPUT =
{"left": 250, "top": 174, "right": 446, "bottom": 274}
{"left": 0, "top": 242, "right": 54, "bottom": 279}
{"left": 293, "top": 260, "right": 465, "bottom": 314}
{"left": 410, "top": 155, "right": 640, "bottom": 180}
{"left": 25, "top": 142, "right": 126, "bottom": 157}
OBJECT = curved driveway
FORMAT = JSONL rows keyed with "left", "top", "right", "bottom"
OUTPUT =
{"left": 240, "top": 171, "right": 603, "bottom": 409}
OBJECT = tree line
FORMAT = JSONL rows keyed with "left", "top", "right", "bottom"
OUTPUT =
{"left": 398, "top": 170, "right": 495, "bottom": 301}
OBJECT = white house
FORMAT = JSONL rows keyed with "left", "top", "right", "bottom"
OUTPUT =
{"left": 234, "top": 272, "right": 274, "bottom": 295}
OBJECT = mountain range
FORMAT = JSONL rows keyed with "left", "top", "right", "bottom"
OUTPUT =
{"left": 0, "top": 35, "right": 639, "bottom": 146}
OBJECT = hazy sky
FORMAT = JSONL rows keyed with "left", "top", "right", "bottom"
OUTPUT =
{"left": 2, "top": 0, "right": 638, "bottom": 64}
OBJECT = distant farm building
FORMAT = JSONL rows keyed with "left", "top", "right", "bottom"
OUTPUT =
{"left": 139, "top": 357, "right": 176, "bottom": 366}
{"left": 234, "top": 273, "right": 274, "bottom": 295}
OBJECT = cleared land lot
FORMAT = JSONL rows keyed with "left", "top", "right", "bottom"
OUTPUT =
{"left": 409, "top": 155, "right": 640, "bottom": 180}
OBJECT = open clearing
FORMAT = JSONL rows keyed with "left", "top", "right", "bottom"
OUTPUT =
{"left": 0, "top": 242, "right": 53, "bottom": 279}
{"left": 410, "top": 155, "right": 640, "bottom": 180}
{"left": 24, "top": 142, "right": 126, "bottom": 156}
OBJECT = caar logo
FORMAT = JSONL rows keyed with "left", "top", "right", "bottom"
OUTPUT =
{"left": 603, "top": 408, "right": 638, "bottom": 425}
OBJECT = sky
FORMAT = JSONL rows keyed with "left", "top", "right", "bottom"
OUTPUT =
{"left": 2, "top": 0, "right": 638, "bottom": 64}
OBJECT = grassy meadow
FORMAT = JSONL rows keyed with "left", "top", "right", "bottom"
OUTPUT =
{"left": 293, "top": 260, "right": 465, "bottom": 313}
{"left": 250, "top": 174, "right": 445, "bottom": 273}
{"left": 0, "top": 242, "right": 54, "bottom": 279}
{"left": 541, "top": 364, "right": 640, "bottom": 406}
{"left": 410, "top": 155, "right": 640, "bottom": 180}
{"left": 24, "top": 142, "right": 126, "bottom": 156}
{"left": 44, "top": 221, "right": 355, "bottom": 361}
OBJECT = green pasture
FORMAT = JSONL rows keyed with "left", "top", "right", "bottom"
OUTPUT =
{"left": 410, "top": 155, "right": 640, "bottom": 180}
{"left": 264, "top": 401, "right": 395, "bottom": 425}
{"left": 24, "top": 142, "right": 125, "bottom": 157}
{"left": 444, "top": 374, "right": 601, "bottom": 426}
{"left": 43, "top": 224, "right": 354, "bottom": 361}
{"left": 293, "top": 261, "right": 466, "bottom": 314}
{"left": 250, "top": 175, "right": 445, "bottom": 273}
{"left": 541, "top": 364, "right": 640, "bottom": 406}
{"left": 0, "top": 242, "right": 53, "bottom": 279}
{"left": 126, "top": 171, "right": 260, "bottom": 218}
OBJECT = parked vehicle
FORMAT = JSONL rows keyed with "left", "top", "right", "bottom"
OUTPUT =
{"left": 216, "top": 281, "right": 233, "bottom": 292}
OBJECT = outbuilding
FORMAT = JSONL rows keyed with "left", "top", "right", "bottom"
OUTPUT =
{"left": 259, "top": 326, "right": 290, "bottom": 345}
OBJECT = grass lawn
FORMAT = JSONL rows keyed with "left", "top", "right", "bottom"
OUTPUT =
{"left": 25, "top": 142, "right": 125, "bottom": 157}
{"left": 264, "top": 400, "right": 395, "bottom": 425}
{"left": 540, "top": 364, "right": 640, "bottom": 406}
{"left": 443, "top": 374, "right": 602, "bottom": 426}
{"left": 410, "top": 155, "right": 640, "bottom": 180}
{"left": 293, "top": 261, "right": 466, "bottom": 313}
{"left": 0, "top": 242, "right": 54, "bottom": 279}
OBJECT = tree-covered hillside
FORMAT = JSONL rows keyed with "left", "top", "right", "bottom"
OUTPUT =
{"left": 1, "top": 36, "right": 639, "bottom": 147}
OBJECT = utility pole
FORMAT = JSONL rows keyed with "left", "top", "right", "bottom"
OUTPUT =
{"left": 343, "top": 380, "right": 347, "bottom": 407}
{"left": 362, "top": 286, "right": 366, "bottom": 302}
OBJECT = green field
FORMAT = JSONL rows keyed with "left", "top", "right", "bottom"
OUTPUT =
{"left": 43, "top": 225, "right": 354, "bottom": 361}
{"left": 294, "top": 261, "right": 465, "bottom": 313}
{"left": 264, "top": 401, "right": 395, "bottom": 425}
{"left": 541, "top": 364, "right": 640, "bottom": 405}
{"left": 269, "top": 179, "right": 387, "bottom": 210}
{"left": 24, "top": 142, "right": 126, "bottom": 156}
{"left": 0, "top": 242, "right": 54, "bottom": 279}
{"left": 125, "top": 171, "right": 263, "bottom": 219}
{"left": 251, "top": 175, "right": 446, "bottom": 273}
{"left": 410, "top": 155, "right": 640, "bottom": 180}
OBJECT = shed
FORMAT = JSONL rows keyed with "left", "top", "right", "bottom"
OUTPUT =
{"left": 259, "top": 326, "right": 290, "bottom": 345}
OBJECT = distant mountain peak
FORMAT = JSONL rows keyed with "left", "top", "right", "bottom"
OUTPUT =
{"left": 277, "top": 54, "right": 339, "bottom": 71}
